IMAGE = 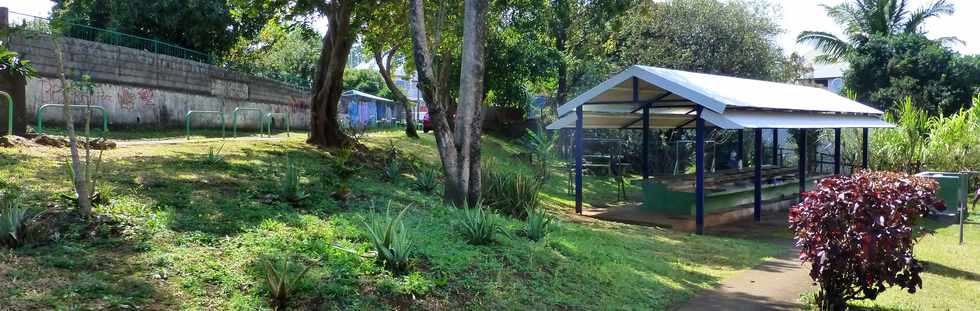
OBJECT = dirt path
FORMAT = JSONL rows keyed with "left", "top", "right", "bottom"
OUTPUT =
{"left": 675, "top": 212, "right": 814, "bottom": 311}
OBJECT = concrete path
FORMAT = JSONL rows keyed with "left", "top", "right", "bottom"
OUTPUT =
{"left": 674, "top": 243, "right": 814, "bottom": 311}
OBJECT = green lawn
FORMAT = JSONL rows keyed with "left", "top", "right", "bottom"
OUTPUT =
{"left": 1, "top": 130, "right": 781, "bottom": 310}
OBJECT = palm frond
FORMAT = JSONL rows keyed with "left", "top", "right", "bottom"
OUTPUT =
{"left": 903, "top": 0, "right": 954, "bottom": 33}
{"left": 797, "top": 31, "right": 850, "bottom": 63}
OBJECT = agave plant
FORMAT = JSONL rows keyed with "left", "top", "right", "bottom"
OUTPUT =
{"left": 481, "top": 161, "right": 543, "bottom": 218}
{"left": 413, "top": 169, "right": 439, "bottom": 193}
{"left": 279, "top": 158, "right": 308, "bottom": 203}
{"left": 451, "top": 202, "right": 506, "bottom": 245}
{"left": 204, "top": 143, "right": 225, "bottom": 165}
{"left": 523, "top": 207, "right": 556, "bottom": 242}
{"left": 330, "top": 147, "right": 357, "bottom": 201}
{"left": 382, "top": 158, "right": 401, "bottom": 182}
{"left": 363, "top": 204, "right": 414, "bottom": 273}
{"left": 0, "top": 198, "right": 41, "bottom": 249}
{"left": 263, "top": 256, "right": 310, "bottom": 311}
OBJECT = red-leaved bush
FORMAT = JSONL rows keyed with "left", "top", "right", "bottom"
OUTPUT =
{"left": 788, "top": 171, "right": 944, "bottom": 310}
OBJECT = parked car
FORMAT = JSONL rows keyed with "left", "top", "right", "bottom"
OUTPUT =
{"left": 422, "top": 114, "right": 433, "bottom": 133}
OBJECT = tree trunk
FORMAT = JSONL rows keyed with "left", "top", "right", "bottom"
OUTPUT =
{"left": 408, "top": 0, "right": 488, "bottom": 206}
{"left": 456, "top": 0, "right": 489, "bottom": 205}
{"left": 53, "top": 38, "right": 92, "bottom": 216}
{"left": 374, "top": 49, "right": 419, "bottom": 139}
{"left": 308, "top": 1, "right": 355, "bottom": 148}
{"left": 551, "top": 0, "right": 570, "bottom": 108}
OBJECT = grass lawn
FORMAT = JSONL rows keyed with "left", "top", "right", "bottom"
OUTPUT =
{"left": 800, "top": 207, "right": 980, "bottom": 310}
{"left": 1, "top": 129, "right": 782, "bottom": 310}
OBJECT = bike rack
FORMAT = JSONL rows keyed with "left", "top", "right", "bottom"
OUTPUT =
{"left": 231, "top": 107, "right": 264, "bottom": 137}
{"left": 185, "top": 110, "right": 226, "bottom": 140}
{"left": 1, "top": 91, "right": 11, "bottom": 136}
{"left": 36, "top": 104, "right": 110, "bottom": 135}
{"left": 262, "top": 112, "right": 290, "bottom": 137}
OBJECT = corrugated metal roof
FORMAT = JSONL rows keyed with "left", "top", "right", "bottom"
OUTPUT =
{"left": 342, "top": 90, "right": 394, "bottom": 103}
{"left": 548, "top": 65, "right": 891, "bottom": 130}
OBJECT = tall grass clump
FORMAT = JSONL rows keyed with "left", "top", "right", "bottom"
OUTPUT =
{"left": 0, "top": 197, "right": 41, "bottom": 249}
{"left": 363, "top": 204, "right": 414, "bottom": 273}
{"left": 481, "top": 160, "right": 543, "bottom": 218}
{"left": 413, "top": 169, "right": 439, "bottom": 193}
{"left": 522, "top": 207, "right": 556, "bottom": 242}
{"left": 451, "top": 202, "right": 507, "bottom": 245}
{"left": 262, "top": 256, "right": 310, "bottom": 310}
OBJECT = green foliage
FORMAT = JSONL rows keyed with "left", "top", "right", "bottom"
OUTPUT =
{"left": 413, "top": 169, "right": 439, "bottom": 193}
{"left": 923, "top": 95, "right": 980, "bottom": 172}
{"left": 279, "top": 158, "right": 308, "bottom": 203}
{"left": 329, "top": 147, "right": 357, "bottom": 201}
{"left": 0, "top": 196, "right": 41, "bottom": 249}
{"left": 0, "top": 46, "right": 38, "bottom": 79}
{"left": 382, "top": 159, "right": 401, "bottom": 182}
{"left": 363, "top": 204, "right": 414, "bottom": 273}
{"left": 846, "top": 33, "right": 980, "bottom": 115}
{"left": 225, "top": 20, "right": 320, "bottom": 89}
{"left": 613, "top": 0, "right": 801, "bottom": 81}
{"left": 203, "top": 144, "right": 225, "bottom": 165}
{"left": 262, "top": 256, "right": 310, "bottom": 311}
{"left": 343, "top": 69, "right": 392, "bottom": 99}
{"left": 522, "top": 207, "right": 555, "bottom": 242}
{"left": 524, "top": 129, "right": 558, "bottom": 180}
{"left": 481, "top": 161, "right": 542, "bottom": 218}
{"left": 451, "top": 203, "right": 505, "bottom": 245}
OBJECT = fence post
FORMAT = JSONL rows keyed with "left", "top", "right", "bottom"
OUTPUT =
{"left": 0, "top": 7, "right": 9, "bottom": 32}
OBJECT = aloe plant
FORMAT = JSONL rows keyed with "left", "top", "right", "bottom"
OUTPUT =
{"left": 0, "top": 198, "right": 41, "bottom": 248}
{"left": 451, "top": 202, "right": 506, "bottom": 245}
{"left": 263, "top": 256, "right": 310, "bottom": 310}
{"left": 204, "top": 143, "right": 225, "bottom": 165}
{"left": 279, "top": 158, "right": 308, "bottom": 203}
{"left": 413, "top": 169, "right": 439, "bottom": 193}
{"left": 363, "top": 204, "right": 414, "bottom": 273}
{"left": 523, "top": 207, "right": 556, "bottom": 242}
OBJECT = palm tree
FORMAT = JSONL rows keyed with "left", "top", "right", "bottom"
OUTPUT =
{"left": 797, "top": 0, "right": 954, "bottom": 63}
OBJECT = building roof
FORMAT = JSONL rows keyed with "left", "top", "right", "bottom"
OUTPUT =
{"left": 548, "top": 65, "right": 891, "bottom": 130}
{"left": 342, "top": 90, "right": 394, "bottom": 103}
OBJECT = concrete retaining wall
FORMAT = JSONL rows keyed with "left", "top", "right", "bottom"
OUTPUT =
{"left": 7, "top": 29, "right": 311, "bottom": 130}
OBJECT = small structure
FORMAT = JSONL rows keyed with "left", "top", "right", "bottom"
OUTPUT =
{"left": 339, "top": 90, "right": 403, "bottom": 128}
{"left": 548, "top": 65, "right": 893, "bottom": 234}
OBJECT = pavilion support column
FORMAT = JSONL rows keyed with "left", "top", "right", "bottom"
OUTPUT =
{"left": 753, "top": 128, "right": 763, "bottom": 222}
{"left": 575, "top": 106, "right": 584, "bottom": 214}
{"left": 638, "top": 77, "right": 650, "bottom": 181}
{"left": 737, "top": 129, "right": 744, "bottom": 168}
{"left": 798, "top": 129, "right": 807, "bottom": 203}
{"left": 862, "top": 128, "right": 869, "bottom": 170}
{"left": 772, "top": 129, "right": 779, "bottom": 166}
{"left": 695, "top": 108, "right": 705, "bottom": 235}
{"left": 834, "top": 128, "right": 842, "bottom": 175}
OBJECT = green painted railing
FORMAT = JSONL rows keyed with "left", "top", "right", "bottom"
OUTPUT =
{"left": 1, "top": 91, "right": 11, "bottom": 136}
{"left": 36, "top": 104, "right": 109, "bottom": 135}
{"left": 185, "top": 110, "right": 225, "bottom": 140}
{"left": 262, "top": 112, "right": 290, "bottom": 137}
{"left": 231, "top": 107, "right": 264, "bottom": 137}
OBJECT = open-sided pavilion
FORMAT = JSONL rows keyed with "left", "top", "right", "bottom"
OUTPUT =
{"left": 547, "top": 65, "right": 893, "bottom": 234}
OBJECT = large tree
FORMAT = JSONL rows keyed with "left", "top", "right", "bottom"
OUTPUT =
{"left": 362, "top": 0, "right": 420, "bottom": 138}
{"left": 797, "top": 0, "right": 954, "bottom": 63}
{"left": 307, "top": 0, "right": 360, "bottom": 148}
{"left": 409, "top": 0, "right": 488, "bottom": 205}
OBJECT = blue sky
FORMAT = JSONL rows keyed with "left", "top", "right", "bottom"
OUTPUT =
{"left": 2, "top": 0, "right": 978, "bottom": 56}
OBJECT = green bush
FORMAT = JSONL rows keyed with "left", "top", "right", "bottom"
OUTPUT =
{"left": 413, "top": 169, "right": 439, "bottom": 193}
{"left": 481, "top": 161, "right": 542, "bottom": 218}
{"left": 363, "top": 204, "right": 414, "bottom": 273}
{"left": 522, "top": 207, "right": 555, "bottom": 242}
{"left": 0, "top": 198, "right": 41, "bottom": 249}
{"left": 262, "top": 256, "right": 310, "bottom": 311}
{"left": 382, "top": 159, "right": 401, "bottom": 182}
{"left": 451, "top": 203, "right": 506, "bottom": 245}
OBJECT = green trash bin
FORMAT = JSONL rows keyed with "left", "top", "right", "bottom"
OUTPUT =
{"left": 915, "top": 171, "right": 969, "bottom": 212}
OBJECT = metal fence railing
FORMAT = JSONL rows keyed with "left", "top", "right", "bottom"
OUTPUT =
{"left": 7, "top": 11, "right": 311, "bottom": 91}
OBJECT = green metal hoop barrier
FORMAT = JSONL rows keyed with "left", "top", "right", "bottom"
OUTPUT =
{"left": 185, "top": 110, "right": 226, "bottom": 140}
{"left": 231, "top": 107, "right": 265, "bottom": 137}
{"left": 1, "top": 91, "right": 12, "bottom": 136}
{"left": 261, "top": 112, "right": 290, "bottom": 137}
{"left": 36, "top": 104, "right": 109, "bottom": 135}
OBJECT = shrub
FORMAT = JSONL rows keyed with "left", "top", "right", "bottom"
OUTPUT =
{"left": 413, "top": 169, "right": 439, "bottom": 193}
{"left": 262, "top": 256, "right": 310, "bottom": 311}
{"left": 481, "top": 161, "right": 542, "bottom": 218}
{"left": 0, "top": 197, "right": 41, "bottom": 249}
{"left": 279, "top": 158, "right": 308, "bottom": 203}
{"left": 363, "top": 204, "right": 414, "bottom": 273}
{"left": 788, "top": 171, "right": 943, "bottom": 310}
{"left": 522, "top": 207, "right": 555, "bottom": 242}
{"left": 452, "top": 203, "right": 506, "bottom": 245}
{"left": 524, "top": 128, "right": 558, "bottom": 180}
{"left": 329, "top": 147, "right": 357, "bottom": 201}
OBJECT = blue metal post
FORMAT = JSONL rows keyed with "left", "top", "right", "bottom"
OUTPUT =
{"left": 575, "top": 106, "right": 584, "bottom": 214}
{"left": 862, "top": 128, "right": 869, "bottom": 169}
{"left": 638, "top": 77, "right": 650, "bottom": 180}
{"left": 737, "top": 129, "right": 744, "bottom": 166}
{"left": 798, "top": 129, "right": 807, "bottom": 202}
{"left": 754, "top": 128, "right": 763, "bottom": 222}
{"left": 772, "top": 129, "right": 779, "bottom": 166}
{"left": 695, "top": 108, "right": 705, "bottom": 235}
{"left": 834, "top": 128, "right": 842, "bottom": 175}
